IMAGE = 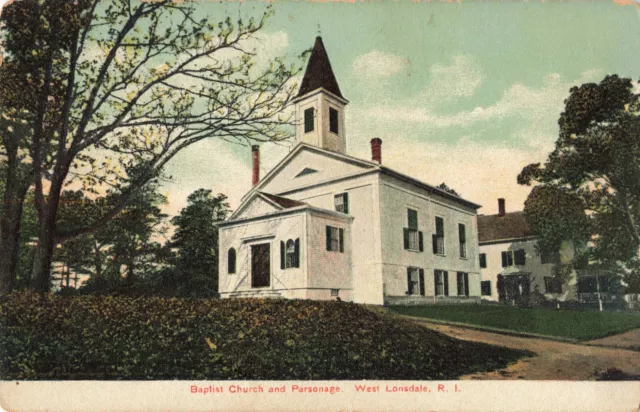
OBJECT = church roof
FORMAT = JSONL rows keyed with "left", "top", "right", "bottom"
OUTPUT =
{"left": 477, "top": 211, "right": 534, "bottom": 244}
{"left": 297, "top": 37, "right": 344, "bottom": 99}
{"left": 260, "top": 192, "right": 307, "bottom": 209}
{"left": 243, "top": 143, "right": 481, "bottom": 210}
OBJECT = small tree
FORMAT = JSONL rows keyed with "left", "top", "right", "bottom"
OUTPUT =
{"left": 170, "top": 189, "right": 230, "bottom": 297}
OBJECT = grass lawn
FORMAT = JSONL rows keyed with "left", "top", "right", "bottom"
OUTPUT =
{"left": 388, "top": 304, "right": 640, "bottom": 341}
{"left": 0, "top": 293, "right": 529, "bottom": 380}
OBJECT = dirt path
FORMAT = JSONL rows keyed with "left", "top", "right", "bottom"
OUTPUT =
{"left": 421, "top": 322, "right": 640, "bottom": 380}
{"left": 586, "top": 328, "right": 640, "bottom": 351}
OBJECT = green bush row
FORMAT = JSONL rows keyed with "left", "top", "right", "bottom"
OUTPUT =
{"left": 0, "top": 293, "right": 529, "bottom": 380}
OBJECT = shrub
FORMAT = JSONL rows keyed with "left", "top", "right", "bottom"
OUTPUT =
{"left": 0, "top": 292, "right": 529, "bottom": 380}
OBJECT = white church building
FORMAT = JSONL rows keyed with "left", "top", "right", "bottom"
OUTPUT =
{"left": 217, "top": 37, "right": 483, "bottom": 305}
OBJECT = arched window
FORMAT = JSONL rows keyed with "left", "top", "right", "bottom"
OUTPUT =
{"left": 280, "top": 239, "right": 300, "bottom": 269}
{"left": 228, "top": 248, "right": 236, "bottom": 274}
{"left": 286, "top": 240, "right": 296, "bottom": 268}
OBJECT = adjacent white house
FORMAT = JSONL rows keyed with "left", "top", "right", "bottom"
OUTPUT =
{"left": 217, "top": 37, "right": 483, "bottom": 305}
{"left": 478, "top": 199, "right": 630, "bottom": 307}
{"left": 477, "top": 198, "right": 578, "bottom": 303}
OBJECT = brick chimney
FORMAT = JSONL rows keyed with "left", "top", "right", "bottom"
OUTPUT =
{"left": 498, "top": 198, "right": 505, "bottom": 217}
{"left": 371, "top": 138, "right": 382, "bottom": 163}
{"left": 252, "top": 145, "right": 260, "bottom": 187}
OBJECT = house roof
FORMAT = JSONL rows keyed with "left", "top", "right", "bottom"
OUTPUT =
{"left": 260, "top": 192, "right": 307, "bottom": 209}
{"left": 297, "top": 36, "right": 344, "bottom": 99}
{"left": 244, "top": 143, "right": 481, "bottom": 210}
{"left": 477, "top": 211, "right": 534, "bottom": 244}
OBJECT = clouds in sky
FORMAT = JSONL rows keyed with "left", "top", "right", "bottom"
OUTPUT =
{"left": 352, "top": 50, "right": 411, "bottom": 79}
{"left": 345, "top": 49, "right": 604, "bottom": 213}
{"left": 161, "top": 39, "right": 604, "bottom": 217}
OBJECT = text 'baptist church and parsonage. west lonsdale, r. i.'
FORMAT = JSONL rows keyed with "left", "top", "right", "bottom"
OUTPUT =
{"left": 189, "top": 383, "right": 461, "bottom": 395}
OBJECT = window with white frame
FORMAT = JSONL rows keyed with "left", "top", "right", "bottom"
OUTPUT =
{"left": 407, "top": 267, "right": 419, "bottom": 295}
{"left": 286, "top": 240, "right": 296, "bottom": 268}
{"left": 280, "top": 239, "right": 300, "bottom": 269}
{"left": 457, "top": 272, "right": 469, "bottom": 296}
{"left": 404, "top": 209, "right": 423, "bottom": 251}
{"left": 334, "top": 193, "right": 349, "bottom": 214}
{"left": 458, "top": 223, "right": 467, "bottom": 258}
{"left": 502, "top": 249, "right": 526, "bottom": 267}
{"left": 326, "top": 226, "right": 344, "bottom": 252}
{"left": 433, "top": 216, "right": 445, "bottom": 255}
{"left": 434, "top": 270, "right": 449, "bottom": 296}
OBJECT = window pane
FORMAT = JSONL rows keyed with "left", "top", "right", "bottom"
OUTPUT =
{"left": 334, "top": 193, "right": 348, "bottom": 214}
{"left": 286, "top": 240, "right": 296, "bottom": 268}
{"left": 408, "top": 229, "right": 419, "bottom": 250}
{"left": 327, "top": 226, "right": 340, "bottom": 251}
{"left": 435, "top": 270, "right": 444, "bottom": 296}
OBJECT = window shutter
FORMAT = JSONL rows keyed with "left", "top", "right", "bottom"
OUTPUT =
{"left": 418, "top": 231, "right": 424, "bottom": 252}
{"left": 479, "top": 253, "right": 487, "bottom": 268}
{"left": 465, "top": 273, "right": 469, "bottom": 296}
{"left": 326, "top": 226, "right": 331, "bottom": 251}
{"left": 294, "top": 239, "right": 300, "bottom": 268}
{"left": 228, "top": 248, "right": 236, "bottom": 274}
{"left": 433, "top": 271, "right": 438, "bottom": 294}
{"left": 339, "top": 228, "right": 344, "bottom": 252}
{"left": 404, "top": 228, "right": 410, "bottom": 250}
{"left": 280, "top": 241, "right": 285, "bottom": 269}
{"left": 432, "top": 234, "right": 438, "bottom": 254}
{"left": 515, "top": 249, "right": 526, "bottom": 265}
{"left": 407, "top": 268, "right": 413, "bottom": 295}
{"left": 444, "top": 272, "right": 449, "bottom": 296}
{"left": 436, "top": 217, "right": 444, "bottom": 236}
{"left": 419, "top": 268, "right": 425, "bottom": 296}
{"left": 501, "top": 251, "right": 508, "bottom": 267}
{"left": 343, "top": 193, "right": 349, "bottom": 214}
{"left": 304, "top": 108, "right": 314, "bottom": 133}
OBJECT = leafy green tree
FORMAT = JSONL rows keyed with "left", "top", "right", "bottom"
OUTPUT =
{"left": 518, "top": 74, "right": 640, "bottom": 292}
{"left": 170, "top": 189, "right": 230, "bottom": 297}
{"left": 0, "top": 0, "right": 302, "bottom": 293}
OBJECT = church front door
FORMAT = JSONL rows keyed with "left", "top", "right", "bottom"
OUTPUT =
{"left": 251, "top": 243, "right": 271, "bottom": 288}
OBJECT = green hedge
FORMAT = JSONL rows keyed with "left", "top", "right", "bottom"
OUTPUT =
{"left": 0, "top": 293, "right": 529, "bottom": 380}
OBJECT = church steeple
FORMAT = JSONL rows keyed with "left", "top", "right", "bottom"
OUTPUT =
{"left": 297, "top": 37, "right": 344, "bottom": 99}
{"left": 294, "top": 36, "right": 348, "bottom": 154}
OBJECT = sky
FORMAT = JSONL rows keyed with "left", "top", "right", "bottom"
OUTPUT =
{"left": 2, "top": 0, "right": 640, "bottom": 218}
{"left": 160, "top": 0, "right": 640, "bottom": 218}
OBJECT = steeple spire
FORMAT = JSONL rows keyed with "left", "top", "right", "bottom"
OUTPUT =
{"left": 297, "top": 36, "right": 343, "bottom": 99}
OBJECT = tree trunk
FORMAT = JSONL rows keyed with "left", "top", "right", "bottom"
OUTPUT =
{"left": 30, "top": 218, "right": 57, "bottom": 293}
{"left": 0, "top": 172, "right": 30, "bottom": 296}
{"left": 30, "top": 190, "right": 63, "bottom": 293}
{"left": 31, "top": 153, "right": 71, "bottom": 293}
